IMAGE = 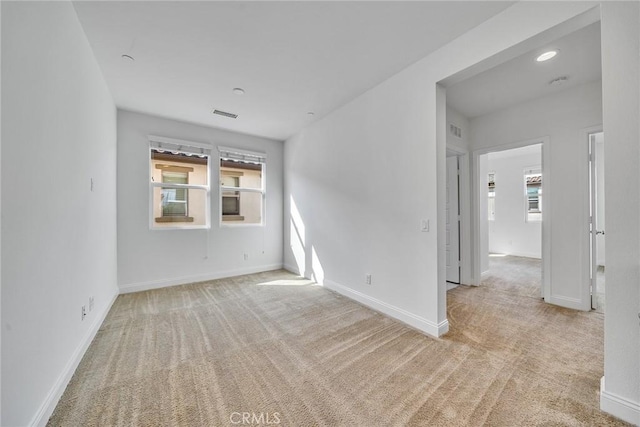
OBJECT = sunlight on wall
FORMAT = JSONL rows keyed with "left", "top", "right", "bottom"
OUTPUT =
{"left": 290, "top": 195, "right": 306, "bottom": 274}
{"left": 311, "top": 246, "right": 325, "bottom": 285}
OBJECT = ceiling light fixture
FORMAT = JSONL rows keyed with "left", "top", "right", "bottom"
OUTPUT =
{"left": 232, "top": 88, "right": 245, "bottom": 95}
{"left": 536, "top": 50, "right": 558, "bottom": 62}
{"left": 121, "top": 54, "right": 135, "bottom": 61}
{"left": 307, "top": 112, "right": 315, "bottom": 116}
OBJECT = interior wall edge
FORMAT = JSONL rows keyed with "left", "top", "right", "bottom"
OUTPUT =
{"left": 29, "top": 290, "right": 118, "bottom": 427}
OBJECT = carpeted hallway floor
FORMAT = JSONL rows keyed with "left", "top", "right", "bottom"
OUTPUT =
{"left": 49, "top": 269, "right": 627, "bottom": 426}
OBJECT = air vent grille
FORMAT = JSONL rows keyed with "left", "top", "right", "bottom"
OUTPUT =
{"left": 213, "top": 109, "right": 238, "bottom": 119}
{"left": 449, "top": 123, "right": 462, "bottom": 139}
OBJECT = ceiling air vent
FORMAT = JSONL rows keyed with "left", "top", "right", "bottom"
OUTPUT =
{"left": 449, "top": 123, "right": 462, "bottom": 139}
{"left": 212, "top": 109, "right": 238, "bottom": 119}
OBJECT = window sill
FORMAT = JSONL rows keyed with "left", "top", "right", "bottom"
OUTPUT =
{"left": 155, "top": 216, "right": 194, "bottom": 223}
{"left": 222, "top": 215, "right": 245, "bottom": 221}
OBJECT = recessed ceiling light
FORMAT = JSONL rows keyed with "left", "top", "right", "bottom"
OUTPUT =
{"left": 232, "top": 88, "right": 245, "bottom": 95}
{"left": 536, "top": 50, "right": 558, "bottom": 62}
{"left": 121, "top": 54, "right": 135, "bottom": 61}
{"left": 307, "top": 112, "right": 315, "bottom": 116}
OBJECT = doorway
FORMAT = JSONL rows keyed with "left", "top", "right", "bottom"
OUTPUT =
{"left": 478, "top": 143, "right": 544, "bottom": 298}
{"left": 589, "top": 131, "right": 605, "bottom": 312}
{"left": 446, "top": 154, "right": 460, "bottom": 287}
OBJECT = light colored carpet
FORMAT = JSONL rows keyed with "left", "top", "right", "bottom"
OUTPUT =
{"left": 481, "top": 254, "right": 542, "bottom": 299}
{"left": 483, "top": 254, "right": 606, "bottom": 313}
{"left": 48, "top": 269, "right": 628, "bottom": 426}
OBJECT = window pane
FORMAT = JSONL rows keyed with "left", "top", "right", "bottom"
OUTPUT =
{"left": 220, "top": 158, "right": 263, "bottom": 189}
{"left": 488, "top": 172, "right": 496, "bottom": 221}
{"left": 153, "top": 187, "right": 207, "bottom": 227}
{"left": 525, "top": 173, "right": 542, "bottom": 222}
{"left": 151, "top": 150, "right": 208, "bottom": 185}
{"left": 222, "top": 190, "right": 262, "bottom": 224}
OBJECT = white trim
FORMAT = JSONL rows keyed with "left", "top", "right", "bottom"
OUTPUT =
{"left": 600, "top": 376, "right": 640, "bottom": 425}
{"left": 148, "top": 135, "right": 212, "bottom": 151}
{"left": 218, "top": 150, "right": 266, "bottom": 228}
{"left": 581, "top": 125, "right": 604, "bottom": 310}
{"left": 446, "top": 145, "right": 472, "bottom": 286}
{"left": 502, "top": 251, "right": 542, "bottom": 260}
{"left": 29, "top": 290, "right": 118, "bottom": 427}
{"left": 323, "top": 279, "right": 448, "bottom": 338}
{"left": 119, "top": 264, "right": 284, "bottom": 294}
{"left": 149, "top": 139, "right": 212, "bottom": 231}
{"left": 218, "top": 145, "right": 267, "bottom": 160}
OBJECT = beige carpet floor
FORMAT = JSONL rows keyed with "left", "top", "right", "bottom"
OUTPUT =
{"left": 49, "top": 270, "right": 628, "bottom": 426}
{"left": 481, "top": 255, "right": 542, "bottom": 299}
{"left": 483, "top": 254, "right": 606, "bottom": 313}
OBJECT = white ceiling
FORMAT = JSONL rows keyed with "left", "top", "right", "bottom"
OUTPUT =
{"left": 447, "top": 22, "right": 602, "bottom": 119}
{"left": 73, "top": 1, "right": 514, "bottom": 141}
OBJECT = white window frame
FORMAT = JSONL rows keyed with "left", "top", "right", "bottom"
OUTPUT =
{"left": 524, "top": 166, "right": 542, "bottom": 223}
{"left": 149, "top": 135, "right": 211, "bottom": 230}
{"left": 488, "top": 171, "right": 496, "bottom": 221}
{"left": 218, "top": 146, "right": 266, "bottom": 227}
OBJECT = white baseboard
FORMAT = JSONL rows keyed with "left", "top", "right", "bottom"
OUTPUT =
{"left": 324, "top": 279, "right": 448, "bottom": 338}
{"left": 30, "top": 290, "right": 119, "bottom": 427}
{"left": 600, "top": 376, "right": 640, "bottom": 425}
{"left": 119, "top": 263, "right": 284, "bottom": 294}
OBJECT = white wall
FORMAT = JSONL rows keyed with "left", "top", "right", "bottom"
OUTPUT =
{"left": 117, "top": 110, "right": 283, "bottom": 293}
{"left": 284, "top": 2, "right": 599, "bottom": 338}
{"left": 600, "top": 2, "right": 640, "bottom": 424}
{"left": 487, "top": 147, "right": 542, "bottom": 259}
{"left": 470, "top": 80, "right": 602, "bottom": 308}
{"left": 446, "top": 106, "right": 470, "bottom": 152}
{"left": 1, "top": 2, "right": 118, "bottom": 426}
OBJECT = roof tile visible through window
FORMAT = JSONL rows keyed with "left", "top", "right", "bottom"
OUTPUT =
{"left": 526, "top": 175, "right": 542, "bottom": 184}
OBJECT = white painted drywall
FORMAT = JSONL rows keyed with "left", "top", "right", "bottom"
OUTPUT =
{"left": 446, "top": 106, "right": 470, "bottom": 152}
{"left": 117, "top": 111, "right": 283, "bottom": 292}
{"left": 600, "top": 2, "right": 640, "bottom": 424}
{"left": 487, "top": 146, "right": 542, "bottom": 259}
{"left": 0, "top": 2, "right": 3, "bottom": 422}
{"left": 1, "top": 2, "right": 118, "bottom": 425}
{"left": 284, "top": 2, "right": 598, "bottom": 336}
{"left": 470, "top": 80, "right": 602, "bottom": 307}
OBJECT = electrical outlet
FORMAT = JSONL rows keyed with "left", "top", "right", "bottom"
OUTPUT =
{"left": 365, "top": 274, "right": 372, "bottom": 285}
{"left": 81, "top": 305, "right": 86, "bottom": 321}
{"left": 89, "top": 296, "right": 94, "bottom": 312}
{"left": 243, "top": 253, "right": 249, "bottom": 261}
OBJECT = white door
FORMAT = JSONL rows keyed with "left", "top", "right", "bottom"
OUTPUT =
{"left": 589, "top": 132, "right": 605, "bottom": 310}
{"left": 446, "top": 156, "right": 460, "bottom": 283}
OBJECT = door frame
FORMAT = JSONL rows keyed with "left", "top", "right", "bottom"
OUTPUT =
{"left": 585, "top": 125, "right": 604, "bottom": 309}
{"left": 446, "top": 145, "right": 472, "bottom": 285}
{"left": 471, "top": 137, "right": 550, "bottom": 301}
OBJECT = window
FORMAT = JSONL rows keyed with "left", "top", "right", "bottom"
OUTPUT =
{"left": 488, "top": 172, "right": 496, "bottom": 221}
{"left": 149, "top": 136, "right": 210, "bottom": 229}
{"left": 219, "top": 146, "right": 266, "bottom": 225}
{"left": 525, "top": 168, "right": 542, "bottom": 222}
